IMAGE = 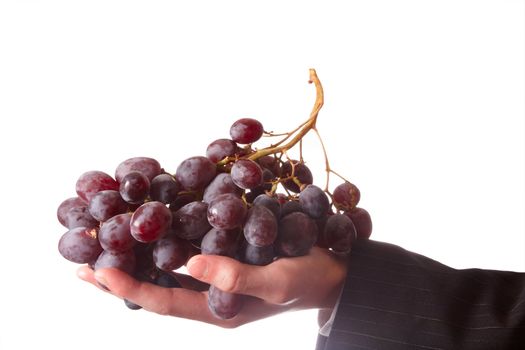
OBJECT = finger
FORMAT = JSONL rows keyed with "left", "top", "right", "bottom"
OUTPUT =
{"left": 77, "top": 266, "right": 111, "bottom": 292}
{"left": 187, "top": 254, "right": 280, "bottom": 302}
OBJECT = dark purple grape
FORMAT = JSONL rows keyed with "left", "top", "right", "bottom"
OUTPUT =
{"left": 94, "top": 249, "right": 136, "bottom": 275}
{"left": 253, "top": 194, "right": 281, "bottom": 219}
{"left": 115, "top": 157, "right": 162, "bottom": 183}
{"left": 88, "top": 190, "right": 128, "bottom": 222}
{"left": 243, "top": 205, "right": 278, "bottom": 247}
{"left": 201, "top": 228, "right": 240, "bottom": 257}
{"left": 240, "top": 241, "right": 274, "bottom": 266}
{"left": 207, "top": 193, "right": 247, "bottom": 230}
{"left": 230, "top": 118, "right": 264, "bottom": 144}
{"left": 65, "top": 206, "right": 99, "bottom": 229}
{"left": 245, "top": 169, "right": 275, "bottom": 202}
{"left": 155, "top": 272, "right": 182, "bottom": 288}
{"left": 203, "top": 173, "right": 243, "bottom": 203}
{"left": 175, "top": 156, "right": 216, "bottom": 191}
{"left": 57, "top": 197, "right": 86, "bottom": 227}
{"left": 275, "top": 212, "right": 318, "bottom": 257}
{"left": 208, "top": 285, "right": 244, "bottom": 319}
{"left": 280, "top": 200, "right": 303, "bottom": 218}
{"left": 230, "top": 159, "right": 263, "bottom": 189}
{"left": 124, "top": 299, "right": 142, "bottom": 310}
{"left": 153, "top": 235, "right": 191, "bottom": 271}
{"left": 346, "top": 207, "right": 372, "bottom": 240}
{"left": 299, "top": 185, "right": 329, "bottom": 219}
{"left": 323, "top": 214, "right": 356, "bottom": 253}
{"left": 169, "top": 193, "right": 198, "bottom": 212}
{"left": 119, "top": 171, "right": 150, "bottom": 204}
{"left": 58, "top": 227, "right": 103, "bottom": 264}
{"left": 172, "top": 201, "right": 211, "bottom": 240}
{"left": 130, "top": 201, "right": 172, "bottom": 243}
{"left": 76, "top": 171, "right": 119, "bottom": 203}
{"left": 280, "top": 161, "right": 313, "bottom": 193}
{"left": 333, "top": 182, "right": 361, "bottom": 211}
{"left": 257, "top": 155, "right": 280, "bottom": 176}
{"left": 150, "top": 174, "right": 180, "bottom": 204}
{"left": 206, "top": 138, "right": 238, "bottom": 163}
{"left": 98, "top": 213, "right": 136, "bottom": 253}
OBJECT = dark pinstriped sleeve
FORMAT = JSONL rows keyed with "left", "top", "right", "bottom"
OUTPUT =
{"left": 323, "top": 240, "right": 525, "bottom": 350}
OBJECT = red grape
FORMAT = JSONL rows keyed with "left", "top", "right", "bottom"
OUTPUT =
{"left": 346, "top": 207, "right": 372, "bottom": 239}
{"left": 58, "top": 227, "right": 103, "bottom": 264}
{"left": 323, "top": 214, "right": 356, "bottom": 253}
{"left": 280, "top": 161, "right": 313, "bottom": 193}
{"left": 172, "top": 201, "right": 211, "bottom": 240}
{"left": 76, "top": 170, "right": 119, "bottom": 203}
{"left": 207, "top": 193, "right": 247, "bottom": 230}
{"left": 208, "top": 285, "right": 244, "bottom": 319}
{"left": 94, "top": 249, "right": 136, "bottom": 275}
{"left": 64, "top": 206, "right": 99, "bottom": 229}
{"left": 88, "top": 190, "right": 128, "bottom": 222}
{"left": 57, "top": 197, "right": 86, "bottom": 227}
{"left": 119, "top": 171, "right": 150, "bottom": 204}
{"left": 275, "top": 212, "right": 318, "bottom": 257}
{"left": 203, "top": 173, "right": 242, "bottom": 203}
{"left": 150, "top": 174, "right": 180, "bottom": 204}
{"left": 175, "top": 156, "right": 216, "bottom": 191}
{"left": 200, "top": 228, "right": 240, "bottom": 257}
{"left": 130, "top": 201, "right": 172, "bottom": 243}
{"left": 240, "top": 240, "right": 274, "bottom": 266}
{"left": 229, "top": 118, "right": 263, "bottom": 144}
{"left": 206, "top": 138, "right": 238, "bottom": 163}
{"left": 230, "top": 159, "right": 263, "bottom": 189}
{"left": 153, "top": 235, "right": 191, "bottom": 271}
{"left": 299, "top": 185, "right": 329, "bottom": 219}
{"left": 243, "top": 205, "right": 278, "bottom": 247}
{"left": 115, "top": 157, "right": 162, "bottom": 183}
{"left": 98, "top": 213, "right": 136, "bottom": 253}
{"left": 333, "top": 182, "right": 360, "bottom": 211}
{"left": 252, "top": 194, "right": 281, "bottom": 219}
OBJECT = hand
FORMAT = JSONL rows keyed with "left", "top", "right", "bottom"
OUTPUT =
{"left": 77, "top": 246, "right": 348, "bottom": 328}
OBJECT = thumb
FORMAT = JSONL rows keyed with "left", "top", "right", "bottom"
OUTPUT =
{"left": 187, "top": 254, "right": 271, "bottom": 299}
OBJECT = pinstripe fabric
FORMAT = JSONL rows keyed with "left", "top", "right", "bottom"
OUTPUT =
{"left": 319, "top": 240, "right": 525, "bottom": 350}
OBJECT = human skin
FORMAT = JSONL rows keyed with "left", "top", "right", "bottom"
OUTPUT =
{"left": 77, "top": 246, "right": 347, "bottom": 328}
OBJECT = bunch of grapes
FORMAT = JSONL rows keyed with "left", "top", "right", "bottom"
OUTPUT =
{"left": 57, "top": 69, "right": 372, "bottom": 319}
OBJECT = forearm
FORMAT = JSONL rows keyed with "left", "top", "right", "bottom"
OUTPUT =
{"left": 325, "top": 240, "right": 525, "bottom": 349}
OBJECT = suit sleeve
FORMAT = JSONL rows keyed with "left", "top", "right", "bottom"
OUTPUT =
{"left": 321, "top": 240, "right": 525, "bottom": 350}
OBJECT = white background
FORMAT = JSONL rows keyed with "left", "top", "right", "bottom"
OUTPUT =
{"left": 0, "top": 1, "right": 523, "bottom": 349}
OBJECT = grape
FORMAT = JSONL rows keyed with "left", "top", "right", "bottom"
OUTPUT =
{"left": 115, "top": 157, "right": 162, "bottom": 183}
{"left": 153, "top": 235, "right": 191, "bottom": 271}
{"left": 130, "top": 201, "right": 172, "bottom": 243}
{"left": 94, "top": 249, "right": 136, "bottom": 275}
{"left": 150, "top": 174, "right": 180, "bottom": 204}
{"left": 333, "top": 182, "right": 361, "bottom": 211}
{"left": 119, "top": 171, "right": 150, "bottom": 204}
{"left": 240, "top": 241, "right": 274, "bottom": 266}
{"left": 346, "top": 207, "right": 372, "bottom": 239}
{"left": 275, "top": 212, "right": 318, "bottom": 257}
{"left": 175, "top": 156, "right": 216, "bottom": 191}
{"left": 230, "top": 159, "right": 263, "bottom": 189}
{"left": 208, "top": 285, "right": 244, "bottom": 319}
{"left": 323, "top": 214, "right": 356, "bottom": 253}
{"left": 156, "top": 272, "right": 182, "bottom": 288}
{"left": 124, "top": 299, "right": 142, "bottom": 310}
{"left": 98, "top": 213, "right": 136, "bottom": 253}
{"left": 65, "top": 206, "right": 99, "bottom": 229}
{"left": 88, "top": 190, "right": 128, "bottom": 222}
{"left": 169, "top": 193, "right": 197, "bottom": 212}
{"left": 207, "top": 193, "right": 247, "bottom": 230}
{"left": 203, "top": 173, "right": 242, "bottom": 203}
{"left": 57, "top": 197, "right": 86, "bottom": 227}
{"left": 299, "top": 185, "right": 329, "bottom": 219}
{"left": 201, "top": 228, "right": 240, "bottom": 257}
{"left": 206, "top": 138, "right": 238, "bottom": 163}
{"left": 245, "top": 169, "right": 274, "bottom": 202}
{"left": 230, "top": 118, "right": 264, "bottom": 144}
{"left": 243, "top": 205, "right": 278, "bottom": 247}
{"left": 257, "top": 155, "right": 280, "bottom": 176}
{"left": 172, "top": 201, "right": 211, "bottom": 240}
{"left": 253, "top": 194, "right": 281, "bottom": 219}
{"left": 280, "top": 200, "right": 302, "bottom": 218}
{"left": 280, "top": 161, "right": 313, "bottom": 193}
{"left": 76, "top": 171, "right": 119, "bottom": 203}
{"left": 58, "top": 227, "right": 103, "bottom": 264}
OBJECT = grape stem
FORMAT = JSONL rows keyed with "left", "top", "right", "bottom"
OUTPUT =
{"left": 245, "top": 68, "right": 324, "bottom": 162}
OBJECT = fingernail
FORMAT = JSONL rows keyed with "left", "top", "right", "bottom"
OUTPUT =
{"left": 94, "top": 272, "right": 110, "bottom": 291}
{"left": 187, "top": 258, "right": 208, "bottom": 279}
